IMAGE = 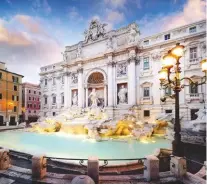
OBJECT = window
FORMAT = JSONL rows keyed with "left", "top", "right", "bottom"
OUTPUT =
{"left": 143, "top": 57, "right": 149, "bottom": 70}
{"left": 165, "top": 110, "right": 172, "bottom": 114}
{"left": 29, "top": 97, "right": 31, "bottom": 100}
{"left": 33, "top": 97, "right": 35, "bottom": 101}
{"left": 14, "top": 85, "right": 17, "bottom": 91}
{"left": 52, "top": 77, "right": 56, "bottom": 85}
{"left": 165, "top": 87, "right": 172, "bottom": 95}
{"left": 12, "top": 95, "right": 14, "bottom": 101}
{"left": 37, "top": 98, "right": 39, "bottom": 101}
{"left": 12, "top": 76, "right": 19, "bottom": 83}
{"left": 39, "top": 92, "right": 41, "bottom": 95}
{"left": 29, "top": 110, "right": 31, "bottom": 113}
{"left": 191, "top": 109, "right": 199, "bottom": 120}
{"left": 44, "top": 97, "right": 47, "bottom": 104}
{"left": 34, "top": 104, "right": 36, "bottom": 108}
{"left": 189, "top": 26, "right": 196, "bottom": 33}
{"left": 144, "top": 40, "right": 149, "bottom": 45}
{"left": 17, "top": 96, "right": 19, "bottom": 101}
{"left": 39, "top": 105, "right": 41, "bottom": 109}
{"left": 29, "top": 90, "right": 31, "bottom": 93}
{"left": 189, "top": 84, "right": 198, "bottom": 94}
{"left": 190, "top": 47, "right": 197, "bottom": 60}
{"left": 61, "top": 94, "right": 64, "bottom": 104}
{"left": 34, "top": 110, "right": 36, "bottom": 113}
{"left": 13, "top": 106, "right": 17, "bottom": 112}
{"left": 143, "top": 87, "right": 150, "bottom": 97}
{"left": 0, "top": 72, "right": 2, "bottom": 79}
{"left": 44, "top": 79, "right": 47, "bottom": 86}
{"left": 0, "top": 93, "right": 2, "bottom": 99}
{"left": 164, "top": 34, "right": 170, "bottom": 40}
{"left": 53, "top": 112, "right": 56, "bottom": 116}
{"left": 27, "top": 104, "right": 29, "bottom": 108}
{"left": 52, "top": 96, "right": 56, "bottom": 104}
{"left": 30, "top": 104, "right": 32, "bottom": 108}
{"left": 144, "top": 110, "right": 150, "bottom": 117}
{"left": 34, "top": 91, "right": 36, "bottom": 94}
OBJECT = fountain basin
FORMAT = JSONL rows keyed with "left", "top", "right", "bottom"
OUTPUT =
{"left": 0, "top": 130, "right": 171, "bottom": 165}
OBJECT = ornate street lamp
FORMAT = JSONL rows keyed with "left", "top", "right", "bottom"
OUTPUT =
{"left": 158, "top": 43, "right": 207, "bottom": 157}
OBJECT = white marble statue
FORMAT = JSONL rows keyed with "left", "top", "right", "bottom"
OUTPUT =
{"left": 106, "top": 35, "right": 113, "bottom": 50}
{"left": 128, "top": 24, "right": 139, "bottom": 44}
{"left": 88, "top": 88, "right": 99, "bottom": 107}
{"left": 72, "top": 91, "right": 78, "bottom": 106}
{"left": 118, "top": 85, "right": 127, "bottom": 104}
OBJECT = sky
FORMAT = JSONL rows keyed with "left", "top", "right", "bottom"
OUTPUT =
{"left": 0, "top": 0, "right": 206, "bottom": 83}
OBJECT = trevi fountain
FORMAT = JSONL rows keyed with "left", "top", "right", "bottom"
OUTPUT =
{"left": 0, "top": 88, "right": 206, "bottom": 164}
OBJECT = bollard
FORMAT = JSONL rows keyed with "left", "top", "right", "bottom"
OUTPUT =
{"left": 32, "top": 155, "right": 47, "bottom": 179}
{"left": 170, "top": 156, "right": 186, "bottom": 178}
{"left": 87, "top": 156, "right": 99, "bottom": 184}
{"left": 0, "top": 149, "right": 10, "bottom": 170}
{"left": 144, "top": 155, "right": 159, "bottom": 181}
{"left": 71, "top": 175, "right": 95, "bottom": 184}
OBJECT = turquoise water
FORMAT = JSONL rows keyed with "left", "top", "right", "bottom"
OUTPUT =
{"left": 0, "top": 131, "right": 171, "bottom": 161}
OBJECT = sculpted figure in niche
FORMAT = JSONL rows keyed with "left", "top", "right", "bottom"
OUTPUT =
{"left": 106, "top": 36, "right": 113, "bottom": 50}
{"left": 118, "top": 85, "right": 127, "bottom": 104}
{"left": 88, "top": 88, "right": 99, "bottom": 107}
{"left": 72, "top": 91, "right": 78, "bottom": 106}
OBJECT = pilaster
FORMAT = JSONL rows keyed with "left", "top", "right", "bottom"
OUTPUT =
{"left": 77, "top": 67, "right": 84, "bottom": 107}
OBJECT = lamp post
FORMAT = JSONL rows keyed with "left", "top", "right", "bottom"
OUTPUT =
{"left": 158, "top": 43, "right": 207, "bottom": 157}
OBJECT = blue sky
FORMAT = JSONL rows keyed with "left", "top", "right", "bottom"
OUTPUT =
{"left": 0, "top": 0, "right": 206, "bottom": 83}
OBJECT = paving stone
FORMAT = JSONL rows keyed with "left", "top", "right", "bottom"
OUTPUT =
{"left": 0, "top": 177, "right": 15, "bottom": 184}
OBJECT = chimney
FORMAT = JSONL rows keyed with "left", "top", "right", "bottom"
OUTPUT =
{"left": 0, "top": 62, "right": 6, "bottom": 70}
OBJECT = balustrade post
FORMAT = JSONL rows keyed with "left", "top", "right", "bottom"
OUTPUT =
{"left": 0, "top": 149, "right": 10, "bottom": 170}
{"left": 170, "top": 156, "right": 186, "bottom": 178}
{"left": 87, "top": 156, "right": 99, "bottom": 184}
{"left": 144, "top": 155, "right": 159, "bottom": 181}
{"left": 32, "top": 155, "right": 47, "bottom": 179}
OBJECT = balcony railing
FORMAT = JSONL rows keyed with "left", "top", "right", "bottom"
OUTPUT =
{"left": 140, "top": 96, "right": 153, "bottom": 105}
{"left": 186, "top": 93, "right": 204, "bottom": 103}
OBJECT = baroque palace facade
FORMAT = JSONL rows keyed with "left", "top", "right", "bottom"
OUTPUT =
{"left": 39, "top": 19, "right": 206, "bottom": 123}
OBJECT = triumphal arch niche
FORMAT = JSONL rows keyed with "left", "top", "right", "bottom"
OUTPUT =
{"left": 62, "top": 18, "right": 140, "bottom": 116}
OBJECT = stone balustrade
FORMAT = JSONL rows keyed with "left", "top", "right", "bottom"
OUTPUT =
{"left": 0, "top": 148, "right": 206, "bottom": 184}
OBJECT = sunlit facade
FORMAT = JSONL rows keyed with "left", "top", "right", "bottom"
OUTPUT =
{"left": 0, "top": 62, "right": 24, "bottom": 125}
{"left": 39, "top": 19, "right": 206, "bottom": 122}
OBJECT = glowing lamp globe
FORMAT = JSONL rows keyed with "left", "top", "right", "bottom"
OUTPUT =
{"left": 159, "top": 68, "right": 168, "bottom": 81}
{"left": 201, "top": 59, "right": 207, "bottom": 72}
{"left": 171, "top": 43, "right": 185, "bottom": 58}
{"left": 162, "top": 51, "right": 176, "bottom": 68}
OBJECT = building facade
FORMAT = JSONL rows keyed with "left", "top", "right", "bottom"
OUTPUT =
{"left": 39, "top": 19, "right": 206, "bottom": 123}
{"left": 22, "top": 83, "right": 41, "bottom": 122}
{"left": 0, "top": 62, "right": 24, "bottom": 126}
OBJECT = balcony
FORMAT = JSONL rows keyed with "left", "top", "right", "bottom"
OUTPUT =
{"left": 140, "top": 96, "right": 153, "bottom": 105}
{"left": 186, "top": 93, "right": 204, "bottom": 103}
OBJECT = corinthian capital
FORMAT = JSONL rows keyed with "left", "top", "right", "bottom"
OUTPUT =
{"left": 77, "top": 67, "right": 83, "bottom": 74}
{"left": 107, "top": 60, "right": 116, "bottom": 67}
{"left": 127, "top": 55, "right": 139, "bottom": 64}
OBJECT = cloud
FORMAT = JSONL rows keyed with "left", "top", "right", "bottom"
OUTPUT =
{"left": 0, "top": 15, "right": 62, "bottom": 83}
{"left": 31, "top": 0, "right": 52, "bottom": 15}
{"left": 104, "top": 0, "right": 126, "bottom": 9}
{"left": 68, "top": 6, "right": 83, "bottom": 22}
{"left": 137, "top": 0, "right": 206, "bottom": 37}
{"left": 105, "top": 9, "right": 125, "bottom": 24}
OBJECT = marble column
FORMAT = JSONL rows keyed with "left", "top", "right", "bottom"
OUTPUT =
{"left": 85, "top": 87, "right": 88, "bottom": 107}
{"left": 128, "top": 50, "right": 137, "bottom": 105}
{"left": 64, "top": 70, "right": 70, "bottom": 109}
{"left": 78, "top": 67, "right": 84, "bottom": 108}
{"left": 104, "top": 84, "right": 107, "bottom": 107}
{"left": 107, "top": 57, "right": 114, "bottom": 107}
